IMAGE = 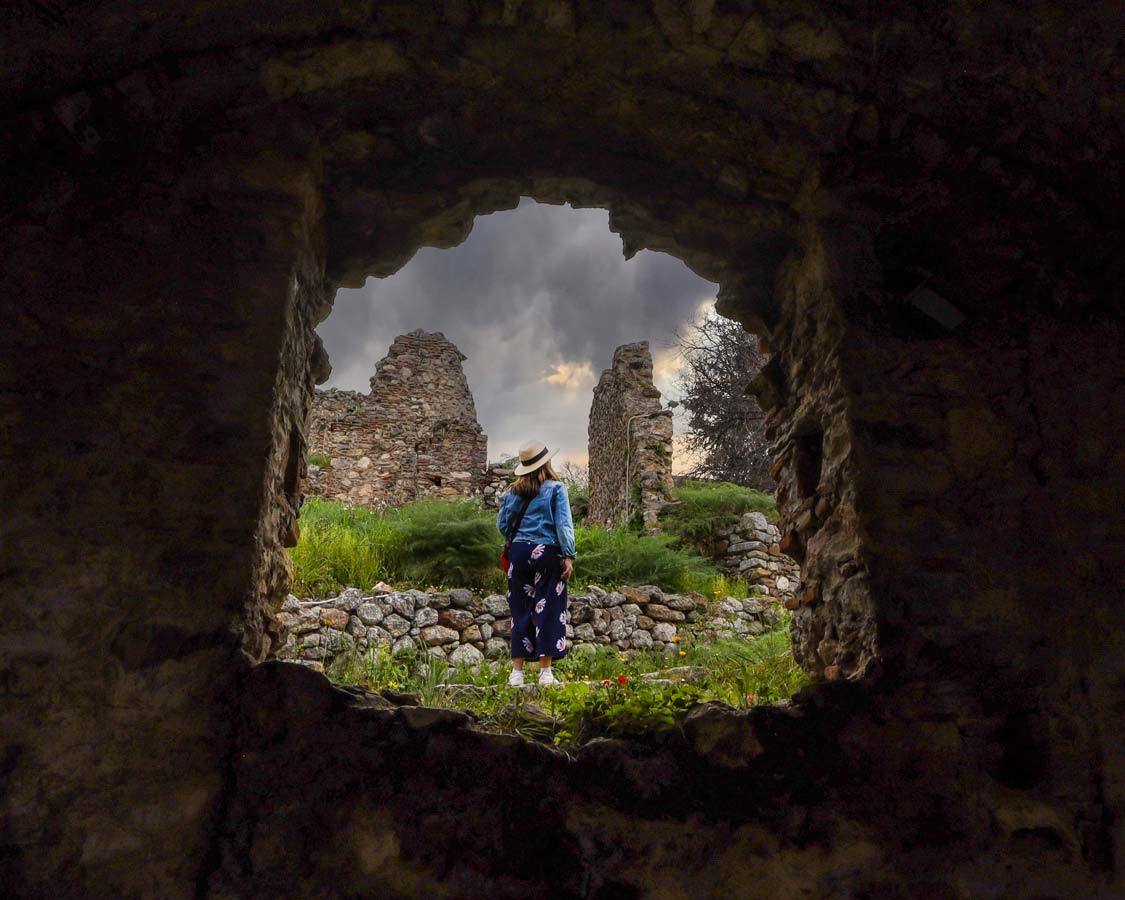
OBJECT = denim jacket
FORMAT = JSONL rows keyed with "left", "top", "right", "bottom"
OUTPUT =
{"left": 496, "top": 480, "right": 577, "bottom": 558}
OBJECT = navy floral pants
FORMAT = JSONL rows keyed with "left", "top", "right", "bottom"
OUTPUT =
{"left": 506, "top": 541, "right": 569, "bottom": 660}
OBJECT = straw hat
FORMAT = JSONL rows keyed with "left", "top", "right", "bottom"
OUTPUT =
{"left": 513, "top": 440, "right": 558, "bottom": 476}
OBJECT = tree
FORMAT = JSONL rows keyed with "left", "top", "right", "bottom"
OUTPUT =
{"left": 675, "top": 314, "right": 773, "bottom": 490}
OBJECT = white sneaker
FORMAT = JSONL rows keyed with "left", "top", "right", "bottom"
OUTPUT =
{"left": 538, "top": 669, "right": 559, "bottom": 687}
{"left": 508, "top": 670, "right": 525, "bottom": 687}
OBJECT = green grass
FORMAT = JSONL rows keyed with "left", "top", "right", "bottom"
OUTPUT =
{"left": 329, "top": 615, "right": 809, "bottom": 749}
{"left": 306, "top": 451, "right": 332, "bottom": 468}
{"left": 660, "top": 479, "right": 778, "bottom": 553}
{"left": 290, "top": 497, "right": 753, "bottom": 598}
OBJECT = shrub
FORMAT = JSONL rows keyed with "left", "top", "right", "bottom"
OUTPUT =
{"left": 573, "top": 527, "right": 716, "bottom": 593}
{"left": 291, "top": 498, "right": 759, "bottom": 598}
{"left": 660, "top": 479, "right": 777, "bottom": 553}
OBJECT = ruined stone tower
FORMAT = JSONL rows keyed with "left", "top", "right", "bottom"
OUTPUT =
{"left": 305, "top": 330, "right": 488, "bottom": 507}
{"left": 587, "top": 342, "right": 674, "bottom": 531}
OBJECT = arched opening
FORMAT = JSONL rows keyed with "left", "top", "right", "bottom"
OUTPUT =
{"left": 3, "top": 4, "right": 1121, "bottom": 898}
{"left": 276, "top": 197, "right": 811, "bottom": 745}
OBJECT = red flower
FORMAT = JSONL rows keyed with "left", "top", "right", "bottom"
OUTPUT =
{"left": 600, "top": 679, "right": 612, "bottom": 687}
{"left": 617, "top": 675, "right": 629, "bottom": 685}
{"left": 746, "top": 693, "right": 756, "bottom": 704}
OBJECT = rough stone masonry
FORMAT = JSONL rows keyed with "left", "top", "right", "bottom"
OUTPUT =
{"left": 306, "top": 330, "right": 488, "bottom": 507}
{"left": 587, "top": 342, "right": 674, "bottom": 531}
{"left": 2, "top": 3, "right": 1122, "bottom": 898}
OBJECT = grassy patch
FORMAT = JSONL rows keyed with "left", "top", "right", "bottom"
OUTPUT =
{"left": 329, "top": 615, "right": 809, "bottom": 749}
{"left": 306, "top": 451, "right": 332, "bottom": 468}
{"left": 661, "top": 479, "right": 778, "bottom": 553}
{"left": 290, "top": 497, "right": 754, "bottom": 598}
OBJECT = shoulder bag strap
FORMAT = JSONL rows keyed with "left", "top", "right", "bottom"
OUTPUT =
{"left": 506, "top": 494, "right": 534, "bottom": 544}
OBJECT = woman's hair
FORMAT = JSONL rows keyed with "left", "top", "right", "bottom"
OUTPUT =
{"left": 511, "top": 462, "right": 559, "bottom": 498}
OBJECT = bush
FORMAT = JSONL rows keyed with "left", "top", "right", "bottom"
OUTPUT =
{"left": 574, "top": 527, "right": 716, "bottom": 594}
{"left": 660, "top": 479, "right": 777, "bottom": 553}
{"left": 290, "top": 498, "right": 504, "bottom": 595}
{"left": 290, "top": 498, "right": 751, "bottom": 598}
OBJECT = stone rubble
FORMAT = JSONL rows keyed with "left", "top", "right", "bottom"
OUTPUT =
{"left": 277, "top": 583, "right": 781, "bottom": 672}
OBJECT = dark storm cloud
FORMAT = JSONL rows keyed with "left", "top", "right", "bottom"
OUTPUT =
{"left": 317, "top": 198, "right": 717, "bottom": 464}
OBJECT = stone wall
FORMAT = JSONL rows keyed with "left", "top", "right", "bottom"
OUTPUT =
{"left": 277, "top": 584, "right": 780, "bottom": 672}
{"left": 4, "top": 3, "right": 1123, "bottom": 898}
{"left": 305, "top": 330, "right": 488, "bottom": 507}
{"left": 587, "top": 342, "right": 673, "bottom": 530}
{"left": 716, "top": 511, "right": 802, "bottom": 606}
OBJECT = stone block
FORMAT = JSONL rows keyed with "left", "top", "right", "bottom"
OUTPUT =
{"left": 421, "top": 625, "right": 459, "bottom": 646}
{"left": 383, "top": 613, "right": 410, "bottom": 638}
{"left": 356, "top": 603, "right": 385, "bottom": 626}
{"left": 647, "top": 604, "right": 685, "bottom": 622}
{"left": 448, "top": 643, "right": 484, "bottom": 666}
{"left": 319, "top": 608, "right": 349, "bottom": 630}
{"left": 389, "top": 593, "right": 415, "bottom": 617}
{"left": 483, "top": 594, "right": 510, "bottom": 617}
{"left": 414, "top": 607, "right": 438, "bottom": 628}
{"left": 651, "top": 623, "right": 677, "bottom": 642}
{"left": 439, "top": 609, "right": 474, "bottom": 630}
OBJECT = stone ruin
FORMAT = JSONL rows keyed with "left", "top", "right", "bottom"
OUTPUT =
{"left": 6, "top": 4, "right": 1124, "bottom": 898}
{"left": 587, "top": 341, "right": 674, "bottom": 530}
{"left": 279, "top": 583, "right": 781, "bottom": 672}
{"left": 305, "top": 330, "right": 488, "bottom": 507}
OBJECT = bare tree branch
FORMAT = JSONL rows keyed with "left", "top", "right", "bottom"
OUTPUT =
{"left": 675, "top": 315, "right": 773, "bottom": 489}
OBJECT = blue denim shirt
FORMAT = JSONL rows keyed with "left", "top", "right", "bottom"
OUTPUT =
{"left": 496, "top": 480, "right": 577, "bottom": 558}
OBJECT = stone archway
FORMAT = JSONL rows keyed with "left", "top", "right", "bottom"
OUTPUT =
{"left": 1, "top": 3, "right": 1122, "bottom": 897}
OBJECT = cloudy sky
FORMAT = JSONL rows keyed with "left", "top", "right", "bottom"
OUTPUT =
{"left": 318, "top": 198, "right": 718, "bottom": 470}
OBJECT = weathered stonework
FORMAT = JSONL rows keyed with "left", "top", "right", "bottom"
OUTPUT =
{"left": 3, "top": 3, "right": 1123, "bottom": 898}
{"left": 716, "top": 511, "right": 802, "bottom": 607}
{"left": 587, "top": 342, "right": 674, "bottom": 530}
{"left": 306, "top": 330, "right": 488, "bottom": 507}
{"left": 277, "top": 583, "right": 780, "bottom": 671}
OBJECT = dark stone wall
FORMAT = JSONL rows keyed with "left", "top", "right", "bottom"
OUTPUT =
{"left": 0, "top": 2, "right": 1121, "bottom": 897}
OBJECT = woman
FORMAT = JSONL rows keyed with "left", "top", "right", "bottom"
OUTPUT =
{"left": 496, "top": 441, "right": 576, "bottom": 687}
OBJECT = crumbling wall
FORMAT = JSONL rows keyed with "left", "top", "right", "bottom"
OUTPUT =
{"left": 305, "top": 330, "right": 488, "bottom": 507}
{"left": 1, "top": 3, "right": 1123, "bottom": 899}
{"left": 277, "top": 583, "right": 780, "bottom": 671}
{"left": 587, "top": 342, "right": 673, "bottom": 530}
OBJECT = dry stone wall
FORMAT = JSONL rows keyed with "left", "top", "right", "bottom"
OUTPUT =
{"left": 306, "top": 331, "right": 488, "bottom": 507}
{"left": 716, "top": 511, "right": 802, "bottom": 606}
{"left": 277, "top": 584, "right": 780, "bottom": 671}
{"left": 587, "top": 342, "right": 673, "bottom": 531}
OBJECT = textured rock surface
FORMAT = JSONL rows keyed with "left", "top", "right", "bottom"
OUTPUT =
{"left": 587, "top": 342, "right": 674, "bottom": 530}
{"left": 277, "top": 584, "right": 778, "bottom": 669}
{"left": 306, "top": 330, "right": 488, "bottom": 507}
{"left": 1, "top": 2, "right": 1122, "bottom": 898}
{"left": 717, "top": 511, "right": 802, "bottom": 605}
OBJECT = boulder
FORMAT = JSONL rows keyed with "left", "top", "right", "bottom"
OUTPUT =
{"left": 414, "top": 607, "right": 438, "bottom": 628}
